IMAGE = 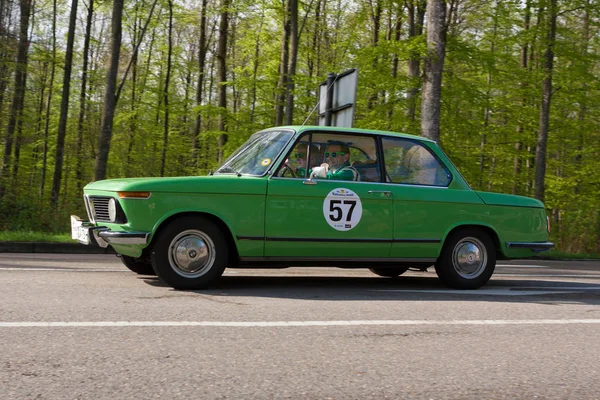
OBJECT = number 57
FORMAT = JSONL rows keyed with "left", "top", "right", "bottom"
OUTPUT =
{"left": 329, "top": 200, "right": 357, "bottom": 222}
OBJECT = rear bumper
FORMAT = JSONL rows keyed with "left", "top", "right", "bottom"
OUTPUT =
{"left": 505, "top": 241, "right": 554, "bottom": 252}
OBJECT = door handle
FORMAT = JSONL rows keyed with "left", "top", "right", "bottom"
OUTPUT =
{"left": 368, "top": 190, "right": 391, "bottom": 198}
{"left": 302, "top": 179, "right": 317, "bottom": 185}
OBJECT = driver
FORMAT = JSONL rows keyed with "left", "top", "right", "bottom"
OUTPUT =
{"left": 312, "top": 142, "right": 359, "bottom": 181}
{"left": 285, "top": 142, "right": 318, "bottom": 178}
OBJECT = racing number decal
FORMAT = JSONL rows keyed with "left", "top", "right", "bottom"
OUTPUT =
{"left": 323, "top": 188, "right": 363, "bottom": 231}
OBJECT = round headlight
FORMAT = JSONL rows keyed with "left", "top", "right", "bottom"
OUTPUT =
{"left": 108, "top": 198, "right": 117, "bottom": 222}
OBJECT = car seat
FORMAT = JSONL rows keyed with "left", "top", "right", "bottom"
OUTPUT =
{"left": 352, "top": 160, "right": 380, "bottom": 182}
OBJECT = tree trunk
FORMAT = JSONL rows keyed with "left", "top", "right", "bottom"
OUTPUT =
{"left": 30, "top": 61, "right": 49, "bottom": 187}
{"left": 420, "top": 0, "right": 446, "bottom": 144}
{"left": 367, "top": 0, "right": 381, "bottom": 109}
{"left": 406, "top": 0, "right": 425, "bottom": 121}
{"left": 160, "top": 0, "right": 173, "bottom": 177}
{"left": 574, "top": 0, "right": 590, "bottom": 196}
{"left": 513, "top": 0, "right": 531, "bottom": 195}
{"left": 94, "top": 0, "right": 123, "bottom": 181}
{"left": 284, "top": 0, "right": 298, "bottom": 125}
{"left": 0, "top": 0, "right": 11, "bottom": 121}
{"left": 307, "top": 0, "right": 322, "bottom": 81}
{"left": 40, "top": 0, "right": 58, "bottom": 197}
{"left": 124, "top": 4, "right": 140, "bottom": 177}
{"left": 0, "top": 0, "right": 31, "bottom": 199}
{"left": 51, "top": 0, "right": 78, "bottom": 206}
{"left": 75, "top": 0, "right": 93, "bottom": 194}
{"left": 250, "top": 15, "right": 264, "bottom": 124}
{"left": 534, "top": 0, "right": 557, "bottom": 202}
{"left": 192, "top": 0, "right": 208, "bottom": 164}
{"left": 388, "top": 3, "right": 402, "bottom": 121}
{"left": 217, "top": 0, "right": 229, "bottom": 163}
{"left": 479, "top": 1, "right": 498, "bottom": 188}
{"left": 275, "top": 0, "right": 290, "bottom": 126}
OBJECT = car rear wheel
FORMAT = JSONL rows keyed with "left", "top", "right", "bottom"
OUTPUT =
{"left": 119, "top": 255, "right": 155, "bottom": 275}
{"left": 369, "top": 267, "right": 409, "bottom": 278}
{"left": 435, "top": 228, "right": 496, "bottom": 289}
{"left": 151, "top": 216, "right": 228, "bottom": 290}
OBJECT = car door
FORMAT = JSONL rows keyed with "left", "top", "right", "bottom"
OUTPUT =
{"left": 380, "top": 137, "right": 484, "bottom": 259}
{"left": 264, "top": 132, "right": 393, "bottom": 259}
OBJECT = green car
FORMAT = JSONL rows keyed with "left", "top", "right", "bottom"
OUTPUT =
{"left": 71, "top": 126, "right": 553, "bottom": 290}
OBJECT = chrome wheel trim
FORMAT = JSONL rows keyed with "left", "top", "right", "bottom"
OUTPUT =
{"left": 451, "top": 236, "right": 487, "bottom": 279}
{"left": 167, "top": 229, "right": 216, "bottom": 278}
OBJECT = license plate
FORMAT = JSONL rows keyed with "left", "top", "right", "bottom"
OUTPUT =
{"left": 70, "top": 215, "right": 90, "bottom": 245}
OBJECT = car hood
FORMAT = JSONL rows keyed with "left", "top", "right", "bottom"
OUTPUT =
{"left": 475, "top": 191, "right": 544, "bottom": 208}
{"left": 84, "top": 175, "right": 267, "bottom": 195}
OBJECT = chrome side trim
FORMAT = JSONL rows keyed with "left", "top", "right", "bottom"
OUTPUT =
{"left": 239, "top": 257, "right": 437, "bottom": 263}
{"left": 505, "top": 242, "right": 554, "bottom": 252}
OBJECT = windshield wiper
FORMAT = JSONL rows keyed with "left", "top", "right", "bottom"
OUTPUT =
{"left": 215, "top": 166, "right": 242, "bottom": 177}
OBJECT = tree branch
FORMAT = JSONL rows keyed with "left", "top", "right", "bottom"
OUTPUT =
{"left": 116, "top": 0, "right": 159, "bottom": 103}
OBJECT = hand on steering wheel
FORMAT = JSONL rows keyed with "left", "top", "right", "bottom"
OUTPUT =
{"left": 283, "top": 159, "right": 297, "bottom": 178}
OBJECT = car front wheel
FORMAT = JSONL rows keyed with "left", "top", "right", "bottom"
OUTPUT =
{"left": 119, "top": 255, "right": 155, "bottom": 275}
{"left": 435, "top": 228, "right": 496, "bottom": 289}
{"left": 151, "top": 216, "right": 228, "bottom": 290}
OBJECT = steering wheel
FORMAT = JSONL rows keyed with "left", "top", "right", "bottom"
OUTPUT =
{"left": 280, "top": 166, "right": 296, "bottom": 178}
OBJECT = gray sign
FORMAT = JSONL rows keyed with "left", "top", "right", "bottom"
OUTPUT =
{"left": 317, "top": 69, "right": 358, "bottom": 128}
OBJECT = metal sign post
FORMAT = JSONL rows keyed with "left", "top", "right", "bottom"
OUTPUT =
{"left": 317, "top": 68, "right": 358, "bottom": 128}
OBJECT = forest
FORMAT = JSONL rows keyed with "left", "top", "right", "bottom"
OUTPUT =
{"left": 0, "top": 0, "right": 598, "bottom": 253}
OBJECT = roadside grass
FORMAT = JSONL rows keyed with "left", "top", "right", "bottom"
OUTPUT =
{"left": 539, "top": 249, "right": 600, "bottom": 260}
{"left": 0, "top": 231, "right": 72, "bottom": 243}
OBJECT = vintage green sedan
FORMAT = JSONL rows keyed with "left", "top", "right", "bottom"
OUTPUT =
{"left": 71, "top": 126, "right": 553, "bottom": 290}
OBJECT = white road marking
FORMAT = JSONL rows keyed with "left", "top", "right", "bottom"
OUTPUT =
{"left": 494, "top": 274, "right": 600, "bottom": 278}
{"left": 0, "top": 319, "right": 599, "bottom": 328}
{"left": 496, "top": 264, "right": 550, "bottom": 268}
{"left": 371, "top": 289, "right": 578, "bottom": 296}
{"left": 515, "top": 286, "right": 600, "bottom": 290}
{"left": 0, "top": 268, "right": 127, "bottom": 272}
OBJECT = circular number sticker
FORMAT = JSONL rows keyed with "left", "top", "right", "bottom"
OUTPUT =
{"left": 261, "top": 158, "right": 271, "bottom": 166}
{"left": 322, "top": 188, "right": 363, "bottom": 231}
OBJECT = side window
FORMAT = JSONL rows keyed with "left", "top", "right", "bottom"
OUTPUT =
{"left": 310, "top": 133, "right": 381, "bottom": 182}
{"left": 275, "top": 133, "right": 382, "bottom": 182}
{"left": 382, "top": 138, "right": 451, "bottom": 186}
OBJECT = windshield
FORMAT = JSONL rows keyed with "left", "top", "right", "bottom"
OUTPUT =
{"left": 215, "top": 129, "right": 295, "bottom": 176}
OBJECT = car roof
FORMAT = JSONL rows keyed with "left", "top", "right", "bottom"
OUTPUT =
{"left": 273, "top": 125, "right": 436, "bottom": 144}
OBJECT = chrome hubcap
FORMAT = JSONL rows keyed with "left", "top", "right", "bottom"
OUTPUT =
{"left": 168, "top": 230, "right": 216, "bottom": 278}
{"left": 451, "top": 237, "right": 487, "bottom": 279}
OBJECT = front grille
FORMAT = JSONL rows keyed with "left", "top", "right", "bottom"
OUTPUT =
{"left": 89, "top": 196, "right": 112, "bottom": 222}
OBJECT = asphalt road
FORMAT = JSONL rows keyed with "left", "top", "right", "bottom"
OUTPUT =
{"left": 1, "top": 254, "right": 599, "bottom": 399}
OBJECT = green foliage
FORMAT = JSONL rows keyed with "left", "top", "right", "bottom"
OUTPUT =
{"left": 0, "top": 0, "right": 599, "bottom": 254}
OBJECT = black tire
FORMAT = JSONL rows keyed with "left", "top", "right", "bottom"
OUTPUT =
{"left": 369, "top": 267, "right": 409, "bottom": 278}
{"left": 150, "top": 216, "right": 228, "bottom": 290}
{"left": 120, "top": 255, "right": 155, "bottom": 275}
{"left": 435, "top": 228, "right": 496, "bottom": 289}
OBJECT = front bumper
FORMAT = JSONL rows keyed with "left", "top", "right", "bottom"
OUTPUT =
{"left": 505, "top": 241, "right": 554, "bottom": 252}
{"left": 71, "top": 215, "right": 149, "bottom": 248}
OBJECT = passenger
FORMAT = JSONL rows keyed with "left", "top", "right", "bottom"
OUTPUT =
{"left": 312, "top": 142, "right": 359, "bottom": 181}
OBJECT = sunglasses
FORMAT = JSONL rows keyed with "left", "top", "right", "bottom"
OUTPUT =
{"left": 324, "top": 151, "right": 345, "bottom": 158}
{"left": 293, "top": 152, "right": 306, "bottom": 159}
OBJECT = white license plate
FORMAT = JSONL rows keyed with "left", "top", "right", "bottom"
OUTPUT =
{"left": 70, "top": 215, "right": 90, "bottom": 245}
